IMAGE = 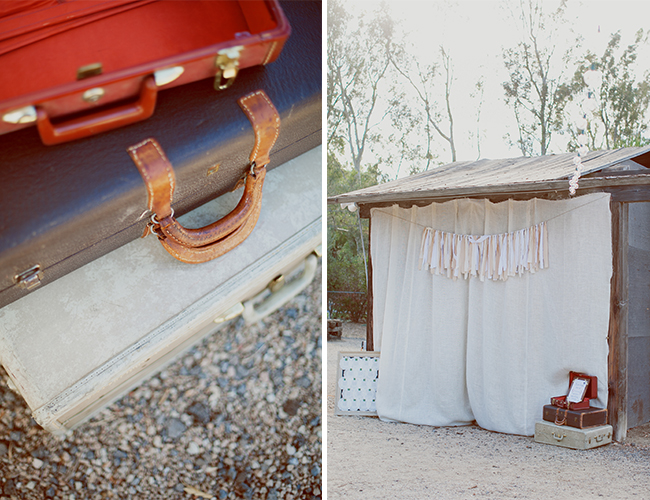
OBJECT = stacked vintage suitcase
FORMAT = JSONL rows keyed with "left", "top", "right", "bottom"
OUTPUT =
{"left": 535, "top": 372, "right": 612, "bottom": 449}
{"left": 0, "top": 0, "right": 322, "bottom": 434}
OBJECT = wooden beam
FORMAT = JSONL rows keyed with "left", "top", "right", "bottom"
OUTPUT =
{"left": 366, "top": 217, "right": 374, "bottom": 351}
{"left": 609, "top": 186, "right": 650, "bottom": 202}
{"left": 358, "top": 191, "right": 571, "bottom": 216}
{"left": 608, "top": 202, "right": 629, "bottom": 441}
{"left": 355, "top": 186, "right": 650, "bottom": 218}
{"left": 329, "top": 174, "right": 650, "bottom": 206}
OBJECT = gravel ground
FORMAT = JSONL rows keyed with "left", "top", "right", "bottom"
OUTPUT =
{"left": 0, "top": 264, "right": 322, "bottom": 500}
{"left": 327, "top": 323, "right": 650, "bottom": 499}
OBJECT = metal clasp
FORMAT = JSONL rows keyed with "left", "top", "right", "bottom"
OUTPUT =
{"left": 77, "top": 62, "right": 103, "bottom": 80}
{"left": 230, "top": 162, "right": 259, "bottom": 192}
{"left": 213, "top": 302, "right": 245, "bottom": 324}
{"left": 3, "top": 106, "right": 37, "bottom": 124}
{"left": 82, "top": 88, "right": 105, "bottom": 103}
{"left": 214, "top": 46, "right": 243, "bottom": 90}
{"left": 14, "top": 265, "right": 43, "bottom": 290}
{"left": 144, "top": 208, "right": 174, "bottom": 239}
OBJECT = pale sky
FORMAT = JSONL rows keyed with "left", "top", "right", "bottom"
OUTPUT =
{"left": 338, "top": 0, "right": 650, "bottom": 179}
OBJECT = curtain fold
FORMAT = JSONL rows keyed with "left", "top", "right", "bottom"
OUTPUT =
{"left": 371, "top": 193, "right": 612, "bottom": 436}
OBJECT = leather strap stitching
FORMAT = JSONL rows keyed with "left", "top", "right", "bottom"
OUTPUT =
{"left": 128, "top": 89, "right": 278, "bottom": 263}
{"left": 262, "top": 40, "right": 278, "bottom": 65}
{"left": 148, "top": 139, "right": 175, "bottom": 202}
{"left": 127, "top": 139, "right": 156, "bottom": 211}
{"left": 238, "top": 90, "right": 280, "bottom": 165}
{"left": 127, "top": 138, "right": 175, "bottom": 212}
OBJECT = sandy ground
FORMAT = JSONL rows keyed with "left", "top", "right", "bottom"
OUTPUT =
{"left": 327, "top": 323, "right": 650, "bottom": 500}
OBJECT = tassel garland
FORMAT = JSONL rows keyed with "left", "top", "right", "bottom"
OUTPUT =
{"left": 418, "top": 222, "right": 549, "bottom": 281}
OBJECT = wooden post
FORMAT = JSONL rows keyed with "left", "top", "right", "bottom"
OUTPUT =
{"left": 608, "top": 201, "right": 629, "bottom": 442}
{"left": 366, "top": 216, "right": 374, "bottom": 351}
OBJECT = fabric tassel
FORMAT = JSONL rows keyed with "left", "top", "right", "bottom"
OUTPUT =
{"left": 419, "top": 222, "right": 549, "bottom": 282}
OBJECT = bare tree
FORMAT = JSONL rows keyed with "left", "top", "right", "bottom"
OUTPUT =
{"left": 385, "top": 39, "right": 458, "bottom": 165}
{"left": 470, "top": 77, "right": 486, "bottom": 160}
{"left": 502, "top": 0, "right": 575, "bottom": 156}
{"left": 327, "top": 0, "right": 394, "bottom": 181}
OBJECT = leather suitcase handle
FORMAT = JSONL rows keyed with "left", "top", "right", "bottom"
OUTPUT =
{"left": 36, "top": 76, "right": 157, "bottom": 145}
{"left": 127, "top": 89, "right": 280, "bottom": 263}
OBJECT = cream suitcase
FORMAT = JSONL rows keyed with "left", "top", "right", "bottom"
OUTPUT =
{"left": 534, "top": 420, "right": 613, "bottom": 450}
{"left": 0, "top": 146, "right": 321, "bottom": 435}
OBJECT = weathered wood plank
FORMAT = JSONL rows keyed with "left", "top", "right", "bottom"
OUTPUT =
{"left": 625, "top": 203, "right": 650, "bottom": 429}
{"left": 608, "top": 202, "right": 629, "bottom": 442}
{"left": 608, "top": 186, "right": 650, "bottom": 203}
{"left": 328, "top": 146, "right": 650, "bottom": 205}
{"left": 356, "top": 185, "right": 650, "bottom": 218}
{"left": 334, "top": 175, "right": 650, "bottom": 208}
{"left": 366, "top": 217, "right": 374, "bottom": 352}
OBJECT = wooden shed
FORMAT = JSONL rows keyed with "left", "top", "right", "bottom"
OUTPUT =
{"left": 328, "top": 146, "right": 650, "bottom": 440}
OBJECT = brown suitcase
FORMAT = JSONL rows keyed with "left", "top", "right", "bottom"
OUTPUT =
{"left": 0, "top": 0, "right": 290, "bottom": 144}
{"left": 542, "top": 404, "right": 608, "bottom": 429}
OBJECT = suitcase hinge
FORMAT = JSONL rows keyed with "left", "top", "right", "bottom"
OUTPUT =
{"left": 14, "top": 265, "right": 43, "bottom": 291}
{"left": 215, "top": 46, "right": 243, "bottom": 90}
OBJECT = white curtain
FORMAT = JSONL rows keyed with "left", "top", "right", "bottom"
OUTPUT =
{"left": 371, "top": 193, "right": 612, "bottom": 436}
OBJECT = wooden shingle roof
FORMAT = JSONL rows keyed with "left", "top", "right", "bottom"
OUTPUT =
{"left": 328, "top": 146, "right": 650, "bottom": 205}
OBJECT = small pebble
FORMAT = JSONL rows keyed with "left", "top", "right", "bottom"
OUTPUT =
{"left": 165, "top": 418, "right": 187, "bottom": 439}
{"left": 186, "top": 402, "right": 211, "bottom": 424}
{"left": 0, "top": 262, "right": 322, "bottom": 499}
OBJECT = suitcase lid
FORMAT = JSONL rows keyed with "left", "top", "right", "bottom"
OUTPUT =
{"left": 569, "top": 371, "right": 598, "bottom": 401}
{"left": 0, "top": 0, "right": 290, "bottom": 140}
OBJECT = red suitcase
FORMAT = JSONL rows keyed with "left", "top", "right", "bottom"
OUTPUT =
{"left": 0, "top": 0, "right": 290, "bottom": 144}
{"left": 550, "top": 371, "right": 598, "bottom": 411}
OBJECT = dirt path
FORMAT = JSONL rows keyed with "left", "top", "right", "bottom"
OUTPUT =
{"left": 327, "top": 323, "right": 650, "bottom": 499}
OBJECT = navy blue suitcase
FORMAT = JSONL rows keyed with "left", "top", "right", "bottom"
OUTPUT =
{"left": 0, "top": 1, "right": 321, "bottom": 308}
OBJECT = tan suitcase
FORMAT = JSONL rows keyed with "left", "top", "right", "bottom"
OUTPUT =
{"left": 534, "top": 421, "right": 613, "bottom": 450}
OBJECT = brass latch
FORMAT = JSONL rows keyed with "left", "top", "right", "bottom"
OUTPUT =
{"left": 214, "top": 46, "right": 243, "bottom": 90}
{"left": 14, "top": 265, "right": 43, "bottom": 290}
{"left": 3, "top": 105, "right": 37, "bottom": 124}
{"left": 76, "top": 62, "right": 103, "bottom": 80}
{"left": 268, "top": 274, "right": 285, "bottom": 293}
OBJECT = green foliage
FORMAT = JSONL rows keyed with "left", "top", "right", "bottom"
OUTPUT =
{"left": 327, "top": 292, "right": 368, "bottom": 323}
{"left": 327, "top": 153, "right": 385, "bottom": 318}
{"left": 327, "top": 0, "right": 395, "bottom": 319}
{"left": 567, "top": 30, "right": 650, "bottom": 150}
{"left": 327, "top": 153, "right": 383, "bottom": 274}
